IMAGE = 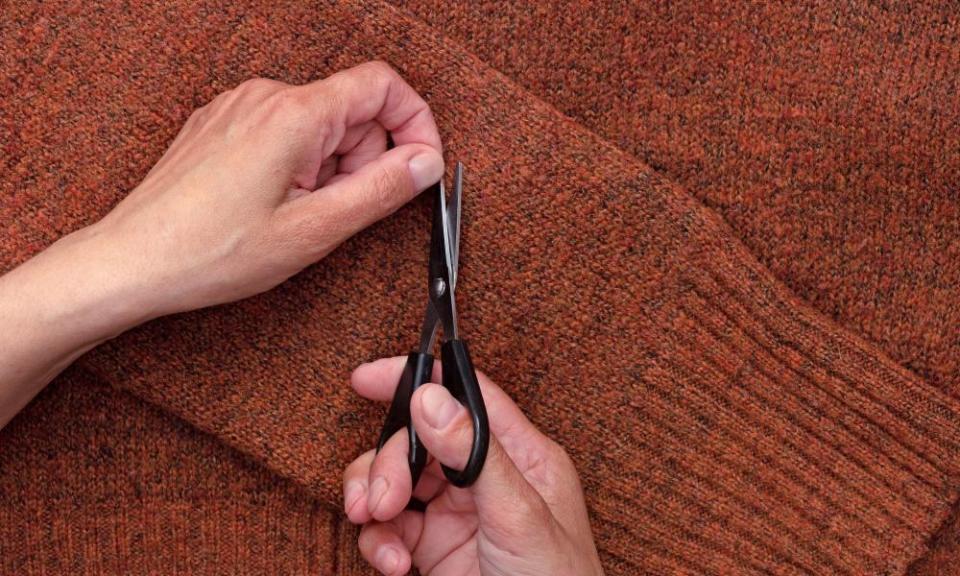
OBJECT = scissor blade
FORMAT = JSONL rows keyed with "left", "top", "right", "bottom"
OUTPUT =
{"left": 418, "top": 300, "right": 440, "bottom": 353}
{"left": 448, "top": 162, "right": 463, "bottom": 291}
{"left": 440, "top": 180, "right": 455, "bottom": 292}
{"left": 427, "top": 175, "right": 459, "bottom": 341}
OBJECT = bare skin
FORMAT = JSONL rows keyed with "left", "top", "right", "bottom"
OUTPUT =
{"left": 0, "top": 61, "right": 444, "bottom": 428}
{"left": 0, "top": 61, "right": 603, "bottom": 574}
{"left": 345, "top": 357, "right": 604, "bottom": 576}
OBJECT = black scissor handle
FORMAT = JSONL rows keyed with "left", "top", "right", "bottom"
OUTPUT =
{"left": 439, "top": 339, "right": 489, "bottom": 487}
{"left": 377, "top": 352, "right": 432, "bottom": 489}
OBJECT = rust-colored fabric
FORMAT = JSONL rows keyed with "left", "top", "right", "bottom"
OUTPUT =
{"left": 397, "top": 0, "right": 960, "bottom": 396}
{"left": 0, "top": 366, "right": 339, "bottom": 574}
{"left": 389, "top": 3, "right": 960, "bottom": 573}
{"left": 388, "top": 3, "right": 960, "bottom": 573}
{"left": 2, "top": 1, "right": 960, "bottom": 574}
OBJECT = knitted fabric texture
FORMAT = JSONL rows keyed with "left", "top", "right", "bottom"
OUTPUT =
{"left": 2, "top": 1, "right": 959, "bottom": 575}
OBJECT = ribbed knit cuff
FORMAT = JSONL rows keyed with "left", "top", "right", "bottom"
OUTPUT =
{"left": 0, "top": 368, "right": 340, "bottom": 575}
{"left": 336, "top": 521, "right": 375, "bottom": 576}
{"left": 537, "top": 215, "right": 960, "bottom": 574}
{"left": 1, "top": 496, "right": 337, "bottom": 574}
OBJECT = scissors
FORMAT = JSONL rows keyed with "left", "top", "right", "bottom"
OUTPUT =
{"left": 376, "top": 162, "right": 490, "bottom": 492}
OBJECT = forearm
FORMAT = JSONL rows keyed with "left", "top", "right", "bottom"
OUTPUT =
{"left": 0, "top": 223, "right": 152, "bottom": 428}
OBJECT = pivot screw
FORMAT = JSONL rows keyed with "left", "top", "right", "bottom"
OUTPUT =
{"left": 432, "top": 278, "right": 447, "bottom": 298}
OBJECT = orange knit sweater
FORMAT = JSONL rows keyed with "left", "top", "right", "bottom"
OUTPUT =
{"left": 2, "top": 1, "right": 959, "bottom": 574}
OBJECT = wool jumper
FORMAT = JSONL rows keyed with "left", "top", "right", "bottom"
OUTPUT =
{"left": 2, "top": 1, "right": 959, "bottom": 574}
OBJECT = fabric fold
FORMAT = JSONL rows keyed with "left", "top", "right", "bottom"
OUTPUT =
{"left": 379, "top": 4, "right": 960, "bottom": 570}
{"left": 0, "top": 366, "right": 338, "bottom": 573}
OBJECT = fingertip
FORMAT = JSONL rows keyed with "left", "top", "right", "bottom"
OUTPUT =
{"left": 367, "top": 430, "right": 414, "bottom": 522}
{"left": 358, "top": 522, "right": 413, "bottom": 576}
{"left": 350, "top": 356, "right": 409, "bottom": 401}
{"left": 343, "top": 450, "right": 376, "bottom": 524}
{"left": 414, "top": 383, "right": 462, "bottom": 432}
{"left": 344, "top": 480, "right": 369, "bottom": 524}
{"left": 349, "top": 361, "right": 374, "bottom": 392}
{"left": 367, "top": 475, "right": 391, "bottom": 520}
{"left": 406, "top": 146, "right": 444, "bottom": 192}
{"left": 410, "top": 384, "right": 474, "bottom": 472}
{"left": 375, "top": 545, "right": 407, "bottom": 576}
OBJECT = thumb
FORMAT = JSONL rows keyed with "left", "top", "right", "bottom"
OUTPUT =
{"left": 411, "top": 383, "right": 556, "bottom": 540}
{"left": 279, "top": 143, "right": 443, "bottom": 249}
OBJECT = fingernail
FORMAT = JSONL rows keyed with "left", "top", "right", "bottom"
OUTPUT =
{"left": 344, "top": 481, "right": 365, "bottom": 516}
{"left": 377, "top": 547, "right": 400, "bottom": 574}
{"left": 422, "top": 385, "right": 459, "bottom": 430}
{"left": 368, "top": 476, "right": 389, "bottom": 516}
{"left": 408, "top": 151, "right": 444, "bottom": 192}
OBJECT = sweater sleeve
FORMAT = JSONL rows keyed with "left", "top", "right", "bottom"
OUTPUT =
{"left": 17, "top": 1, "right": 958, "bottom": 574}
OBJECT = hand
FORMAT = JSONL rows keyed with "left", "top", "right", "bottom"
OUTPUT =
{"left": 92, "top": 60, "right": 444, "bottom": 318}
{"left": 343, "top": 357, "right": 604, "bottom": 576}
{"left": 0, "top": 61, "right": 443, "bottom": 428}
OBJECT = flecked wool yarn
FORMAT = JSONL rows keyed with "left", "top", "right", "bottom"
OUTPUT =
{"left": 2, "top": 1, "right": 959, "bottom": 574}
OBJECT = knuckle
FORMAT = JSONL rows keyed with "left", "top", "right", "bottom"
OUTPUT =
{"left": 553, "top": 444, "right": 579, "bottom": 479}
{"left": 312, "top": 86, "right": 341, "bottom": 127}
{"left": 332, "top": 60, "right": 397, "bottom": 94}
{"left": 311, "top": 76, "right": 344, "bottom": 111}
{"left": 240, "top": 78, "right": 288, "bottom": 108}
{"left": 545, "top": 437, "right": 573, "bottom": 464}
{"left": 259, "top": 89, "right": 315, "bottom": 134}
{"left": 188, "top": 105, "right": 207, "bottom": 124}
{"left": 203, "top": 89, "right": 234, "bottom": 113}
{"left": 238, "top": 77, "right": 272, "bottom": 94}
{"left": 362, "top": 59, "right": 397, "bottom": 81}
{"left": 267, "top": 88, "right": 306, "bottom": 113}
{"left": 210, "top": 88, "right": 233, "bottom": 104}
{"left": 449, "top": 408, "right": 477, "bottom": 448}
{"left": 529, "top": 439, "right": 580, "bottom": 491}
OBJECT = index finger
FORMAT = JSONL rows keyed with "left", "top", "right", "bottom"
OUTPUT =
{"left": 351, "top": 357, "right": 551, "bottom": 459}
{"left": 351, "top": 356, "right": 441, "bottom": 402}
{"left": 299, "top": 61, "right": 443, "bottom": 152}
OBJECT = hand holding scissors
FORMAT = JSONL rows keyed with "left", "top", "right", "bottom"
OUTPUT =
{"left": 376, "top": 162, "right": 489, "bottom": 497}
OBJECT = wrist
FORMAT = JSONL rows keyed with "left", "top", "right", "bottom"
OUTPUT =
{"left": 2, "top": 222, "right": 161, "bottom": 349}
{"left": 0, "top": 221, "right": 160, "bottom": 428}
{"left": 62, "top": 221, "right": 164, "bottom": 334}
